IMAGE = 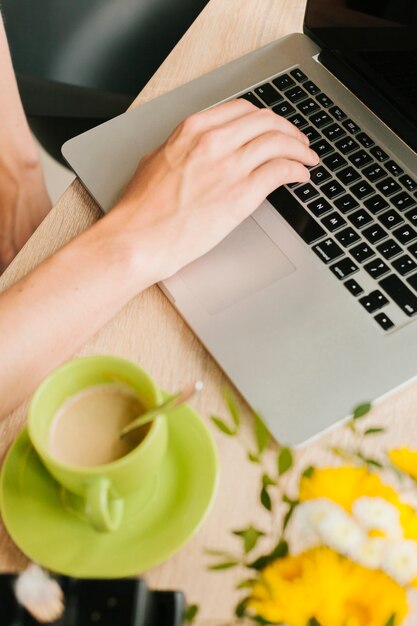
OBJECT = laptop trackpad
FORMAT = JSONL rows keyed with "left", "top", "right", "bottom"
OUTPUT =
{"left": 179, "top": 218, "right": 296, "bottom": 315}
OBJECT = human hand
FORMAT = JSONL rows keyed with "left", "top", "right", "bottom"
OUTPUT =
{"left": 0, "top": 153, "right": 51, "bottom": 272}
{"left": 111, "top": 99, "right": 319, "bottom": 282}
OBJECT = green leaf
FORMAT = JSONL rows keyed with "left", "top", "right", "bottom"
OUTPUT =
{"left": 233, "top": 525, "right": 265, "bottom": 554}
{"left": 208, "top": 560, "right": 239, "bottom": 570}
{"left": 249, "top": 539, "right": 289, "bottom": 570}
{"left": 210, "top": 416, "right": 236, "bottom": 436}
{"left": 254, "top": 412, "right": 270, "bottom": 455}
{"left": 356, "top": 451, "right": 383, "bottom": 468}
{"left": 235, "top": 598, "right": 249, "bottom": 618}
{"left": 353, "top": 402, "right": 372, "bottom": 419}
{"left": 223, "top": 387, "right": 241, "bottom": 428}
{"left": 260, "top": 486, "right": 272, "bottom": 511}
{"left": 384, "top": 615, "right": 396, "bottom": 626}
{"left": 205, "top": 548, "right": 236, "bottom": 558}
{"left": 302, "top": 465, "right": 315, "bottom": 478}
{"left": 308, "top": 619, "right": 322, "bottom": 626}
{"left": 282, "top": 500, "right": 299, "bottom": 531}
{"left": 262, "top": 473, "right": 277, "bottom": 487}
{"left": 236, "top": 579, "right": 256, "bottom": 590}
{"left": 364, "top": 427, "right": 385, "bottom": 436}
{"left": 184, "top": 604, "right": 199, "bottom": 623}
{"left": 277, "top": 447, "right": 293, "bottom": 475}
{"left": 248, "top": 451, "right": 261, "bottom": 464}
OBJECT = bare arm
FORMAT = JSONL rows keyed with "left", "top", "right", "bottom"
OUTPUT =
{"left": 0, "top": 15, "right": 51, "bottom": 270}
{"left": 0, "top": 100, "right": 319, "bottom": 419}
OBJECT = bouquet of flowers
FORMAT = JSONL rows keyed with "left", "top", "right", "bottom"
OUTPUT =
{"left": 191, "top": 394, "right": 417, "bottom": 626}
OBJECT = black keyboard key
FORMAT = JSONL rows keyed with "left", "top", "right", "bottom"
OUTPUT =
{"left": 272, "top": 73, "right": 296, "bottom": 91}
{"left": 304, "top": 80, "right": 320, "bottom": 95}
{"left": 356, "top": 132, "right": 375, "bottom": 148}
{"left": 405, "top": 207, "right": 417, "bottom": 225}
{"left": 335, "top": 194, "right": 360, "bottom": 214}
{"left": 303, "top": 126, "right": 321, "bottom": 143}
{"left": 385, "top": 160, "right": 404, "bottom": 177}
{"left": 308, "top": 197, "right": 332, "bottom": 217}
{"left": 374, "top": 312, "right": 395, "bottom": 330}
{"left": 363, "top": 224, "right": 387, "bottom": 244}
{"left": 400, "top": 175, "right": 417, "bottom": 193}
{"left": 359, "top": 290, "right": 389, "bottom": 313}
{"left": 392, "top": 254, "right": 417, "bottom": 276}
{"left": 313, "top": 238, "right": 344, "bottom": 263}
{"left": 322, "top": 212, "right": 347, "bottom": 232}
{"left": 407, "top": 273, "right": 417, "bottom": 292}
{"left": 364, "top": 194, "right": 389, "bottom": 215}
{"left": 254, "top": 83, "right": 283, "bottom": 106}
{"left": 309, "top": 111, "right": 333, "bottom": 129}
{"left": 350, "top": 242, "right": 375, "bottom": 263}
{"left": 376, "top": 177, "right": 402, "bottom": 197}
{"left": 336, "top": 137, "right": 360, "bottom": 155}
{"left": 290, "top": 68, "right": 308, "bottom": 83}
{"left": 310, "top": 166, "right": 331, "bottom": 186}
{"left": 335, "top": 227, "right": 360, "bottom": 247}
{"left": 336, "top": 166, "right": 360, "bottom": 186}
{"left": 310, "top": 139, "right": 333, "bottom": 157}
{"left": 330, "top": 257, "right": 359, "bottom": 279}
{"left": 342, "top": 119, "right": 361, "bottom": 134}
{"left": 344, "top": 278, "right": 363, "bottom": 296}
{"left": 321, "top": 181, "right": 345, "bottom": 199}
{"left": 348, "top": 150, "right": 373, "bottom": 168}
{"left": 272, "top": 101, "right": 296, "bottom": 117}
{"left": 379, "top": 274, "right": 417, "bottom": 316}
{"left": 362, "top": 163, "right": 385, "bottom": 183}
{"left": 409, "top": 242, "right": 417, "bottom": 259}
{"left": 322, "top": 123, "right": 346, "bottom": 141}
{"left": 370, "top": 146, "right": 389, "bottom": 162}
{"left": 323, "top": 153, "right": 348, "bottom": 172}
{"left": 288, "top": 113, "right": 309, "bottom": 130}
{"left": 393, "top": 225, "right": 417, "bottom": 245}
{"left": 329, "top": 105, "right": 347, "bottom": 121}
{"left": 268, "top": 187, "right": 326, "bottom": 244}
{"left": 316, "top": 93, "right": 333, "bottom": 108}
{"left": 365, "top": 258, "right": 390, "bottom": 279}
{"left": 351, "top": 181, "right": 374, "bottom": 200}
{"left": 378, "top": 209, "right": 404, "bottom": 230}
{"left": 286, "top": 86, "right": 308, "bottom": 103}
{"left": 377, "top": 239, "right": 402, "bottom": 260}
{"left": 297, "top": 98, "right": 320, "bottom": 116}
{"left": 348, "top": 209, "right": 373, "bottom": 229}
{"left": 240, "top": 92, "right": 265, "bottom": 108}
{"left": 294, "top": 183, "right": 319, "bottom": 202}
{"left": 392, "top": 192, "right": 416, "bottom": 212}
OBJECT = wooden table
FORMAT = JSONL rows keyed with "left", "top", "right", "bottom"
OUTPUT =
{"left": 2, "top": 0, "right": 417, "bottom": 622}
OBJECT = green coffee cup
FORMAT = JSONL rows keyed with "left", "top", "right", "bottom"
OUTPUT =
{"left": 28, "top": 355, "right": 168, "bottom": 533}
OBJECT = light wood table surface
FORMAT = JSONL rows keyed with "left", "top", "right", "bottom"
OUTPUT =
{"left": 2, "top": 0, "right": 417, "bottom": 622}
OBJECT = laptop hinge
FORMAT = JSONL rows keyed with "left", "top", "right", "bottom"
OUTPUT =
{"left": 318, "top": 49, "right": 417, "bottom": 153}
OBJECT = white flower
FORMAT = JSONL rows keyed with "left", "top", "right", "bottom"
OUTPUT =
{"left": 315, "top": 506, "right": 365, "bottom": 557}
{"left": 291, "top": 501, "right": 324, "bottom": 551}
{"left": 352, "top": 497, "right": 403, "bottom": 539}
{"left": 350, "top": 536, "right": 386, "bottom": 569}
{"left": 15, "top": 564, "right": 64, "bottom": 623}
{"left": 382, "top": 539, "right": 417, "bottom": 585}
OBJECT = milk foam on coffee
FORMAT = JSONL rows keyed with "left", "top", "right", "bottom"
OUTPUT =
{"left": 48, "top": 384, "right": 148, "bottom": 467}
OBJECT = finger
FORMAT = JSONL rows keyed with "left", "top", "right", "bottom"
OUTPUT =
{"left": 245, "top": 157, "right": 311, "bottom": 204}
{"left": 237, "top": 130, "right": 319, "bottom": 173}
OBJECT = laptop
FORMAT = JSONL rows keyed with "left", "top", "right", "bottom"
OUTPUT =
{"left": 62, "top": 0, "right": 417, "bottom": 445}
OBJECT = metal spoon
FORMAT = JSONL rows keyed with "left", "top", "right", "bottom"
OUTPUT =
{"left": 120, "top": 380, "right": 204, "bottom": 439}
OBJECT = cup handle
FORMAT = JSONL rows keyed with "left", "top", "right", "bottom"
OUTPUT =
{"left": 85, "top": 478, "right": 124, "bottom": 532}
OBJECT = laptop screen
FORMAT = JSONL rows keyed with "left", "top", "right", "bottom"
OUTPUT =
{"left": 304, "top": 0, "right": 417, "bottom": 150}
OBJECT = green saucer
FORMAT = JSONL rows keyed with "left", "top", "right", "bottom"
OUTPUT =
{"left": 0, "top": 404, "right": 219, "bottom": 578}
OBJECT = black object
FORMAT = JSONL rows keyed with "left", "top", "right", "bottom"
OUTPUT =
{"left": 0, "top": 574, "right": 185, "bottom": 626}
{"left": 2, "top": 0, "right": 210, "bottom": 164}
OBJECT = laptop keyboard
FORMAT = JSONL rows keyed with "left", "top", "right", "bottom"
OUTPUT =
{"left": 239, "top": 67, "right": 417, "bottom": 333}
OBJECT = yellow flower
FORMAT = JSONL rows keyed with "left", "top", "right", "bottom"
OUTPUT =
{"left": 248, "top": 547, "right": 408, "bottom": 626}
{"left": 299, "top": 466, "right": 417, "bottom": 543}
{"left": 389, "top": 448, "right": 417, "bottom": 480}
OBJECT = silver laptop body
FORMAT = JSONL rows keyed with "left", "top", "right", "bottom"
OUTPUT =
{"left": 62, "top": 29, "right": 417, "bottom": 445}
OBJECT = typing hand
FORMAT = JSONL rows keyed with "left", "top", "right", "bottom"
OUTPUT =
{"left": 112, "top": 99, "right": 319, "bottom": 281}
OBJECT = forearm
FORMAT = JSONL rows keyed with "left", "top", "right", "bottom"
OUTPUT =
{"left": 0, "top": 209, "right": 155, "bottom": 419}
